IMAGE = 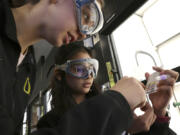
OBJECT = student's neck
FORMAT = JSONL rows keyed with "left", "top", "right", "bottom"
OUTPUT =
{"left": 73, "top": 95, "right": 86, "bottom": 104}
{"left": 11, "top": 4, "right": 42, "bottom": 53}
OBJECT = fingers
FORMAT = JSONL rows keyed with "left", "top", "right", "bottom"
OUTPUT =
{"left": 136, "top": 101, "right": 147, "bottom": 111}
{"left": 162, "top": 69, "right": 179, "bottom": 81}
{"left": 128, "top": 103, "right": 156, "bottom": 134}
{"left": 158, "top": 77, "right": 176, "bottom": 87}
{"left": 140, "top": 102, "right": 153, "bottom": 115}
{"left": 138, "top": 103, "right": 156, "bottom": 131}
{"left": 156, "top": 85, "right": 173, "bottom": 96}
{"left": 141, "top": 102, "right": 151, "bottom": 111}
{"left": 156, "top": 70, "right": 177, "bottom": 95}
{"left": 132, "top": 113, "right": 138, "bottom": 119}
{"left": 152, "top": 66, "right": 178, "bottom": 90}
{"left": 153, "top": 66, "right": 179, "bottom": 81}
{"left": 152, "top": 66, "right": 163, "bottom": 72}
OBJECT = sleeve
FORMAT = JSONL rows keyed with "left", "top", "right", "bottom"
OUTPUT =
{"left": 37, "top": 111, "right": 60, "bottom": 129}
{"left": 36, "top": 114, "right": 53, "bottom": 129}
{"left": 31, "top": 90, "right": 133, "bottom": 135}
{"left": 133, "top": 122, "right": 177, "bottom": 135}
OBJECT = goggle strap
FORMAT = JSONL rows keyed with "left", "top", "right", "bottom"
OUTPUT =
{"left": 76, "top": 0, "right": 95, "bottom": 7}
{"left": 56, "top": 64, "right": 67, "bottom": 71}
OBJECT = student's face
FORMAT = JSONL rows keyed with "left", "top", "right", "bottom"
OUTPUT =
{"left": 65, "top": 52, "right": 94, "bottom": 95}
{"left": 43, "top": 0, "right": 86, "bottom": 47}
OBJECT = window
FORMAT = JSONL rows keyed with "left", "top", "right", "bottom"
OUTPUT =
{"left": 112, "top": 0, "right": 180, "bottom": 133}
{"left": 112, "top": 14, "right": 161, "bottom": 81}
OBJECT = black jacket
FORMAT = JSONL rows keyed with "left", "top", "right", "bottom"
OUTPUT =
{"left": 32, "top": 91, "right": 133, "bottom": 135}
{"left": 37, "top": 102, "right": 177, "bottom": 135}
{"left": 37, "top": 109, "right": 62, "bottom": 129}
{"left": 0, "top": 0, "right": 36, "bottom": 134}
{"left": 0, "top": 1, "right": 134, "bottom": 135}
{"left": 133, "top": 122, "right": 177, "bottom": 135}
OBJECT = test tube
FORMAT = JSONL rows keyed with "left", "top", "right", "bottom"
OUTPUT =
{"left": 145, "top": 73, "right": 169, "bottom": 106}
{"left": 146, "top": 73, "right": 169, "bottom": 95}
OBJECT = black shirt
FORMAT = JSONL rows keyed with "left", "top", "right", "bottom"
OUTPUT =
{"left": 37, "top": 109, "right": 61, "bottom": 129}
{"left": 37, "top": 107, "right": 177, "bottom": 135}
{"left": 0, "top": 0, "right": 36, "bottom": 134}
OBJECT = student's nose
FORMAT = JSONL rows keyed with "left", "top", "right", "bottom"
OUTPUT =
{"left": 86, "top": 72, "right": 93, "bottom": 79}
{"left": 77, "top": 31, "right": 86, "bottom": 41}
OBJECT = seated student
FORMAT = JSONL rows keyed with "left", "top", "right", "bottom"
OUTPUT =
{"left": 32, "top": 41, "right": 147, "bottom": 135}
{"left": 36, "top": 41, "right": 178, "bottom": 135}
{"left": 37, "top": 42, "right": 102, "bottom": 129}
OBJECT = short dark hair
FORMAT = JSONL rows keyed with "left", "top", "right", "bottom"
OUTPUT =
{"left": 9, "top": 0, "right": 26, "bottom": 7}
{"left": 28, "top": 0, "right": 40, "bottom": 5}
{"left": 9, "top": 0, "right": 41, "bottom": 7}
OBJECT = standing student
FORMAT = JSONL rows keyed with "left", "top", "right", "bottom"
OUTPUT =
{"left": 0, "top": 0, "right": 147, "bottom": 135}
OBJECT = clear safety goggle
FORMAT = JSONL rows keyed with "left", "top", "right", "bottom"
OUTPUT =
{"left": 74, "top": 0, "right": 104, "bottom": 35}
{"left": 56, "top": 58, "right": 99, "bottom": 79}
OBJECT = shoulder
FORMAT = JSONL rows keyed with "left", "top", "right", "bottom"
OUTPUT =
{"left": 37, "top": 109, "right": 61, "bottom": 129}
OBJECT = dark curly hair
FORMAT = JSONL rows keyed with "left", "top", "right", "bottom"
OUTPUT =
{"left": 50, "top": 41, "right": 101, "bottom": 115}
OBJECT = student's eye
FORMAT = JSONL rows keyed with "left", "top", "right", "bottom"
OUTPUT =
{"left": 83, "top": 12, "right": 90, "bottom": 23}
{"left": 76, "top": 67, "right": 86, "bottom": 73}
{"left": 82, "top": 6, "right": 92, "bottom": 25}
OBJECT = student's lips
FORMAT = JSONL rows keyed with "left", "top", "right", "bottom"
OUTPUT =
{"left": 83, "top": 83, "right": 92, "bottom": 88}
{"left": 64, "top": 32, "right": 76, "bottom": 44}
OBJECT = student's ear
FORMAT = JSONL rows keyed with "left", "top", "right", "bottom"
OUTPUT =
{"left": 54, "top": 69, "right": 62, "bottom": 81}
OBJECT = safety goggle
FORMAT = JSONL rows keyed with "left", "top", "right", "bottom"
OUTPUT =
{"left": 56, "top": 58, "right": 99, "bottom": 79}
{"left": 74, "top": 0, "right": 104, "bottom": 35}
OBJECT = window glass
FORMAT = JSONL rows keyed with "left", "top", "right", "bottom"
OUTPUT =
{"left": 158, "top": 34, "right": 180, "bottom": 69}
{"left": 112, "top": 0, "right": 180, "bottom": 133}
{"left": 143, "top": 0, "right": 180, "bottom": 45}
{"left": 112, "top": 15, "right": 161, "bottom": 81}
